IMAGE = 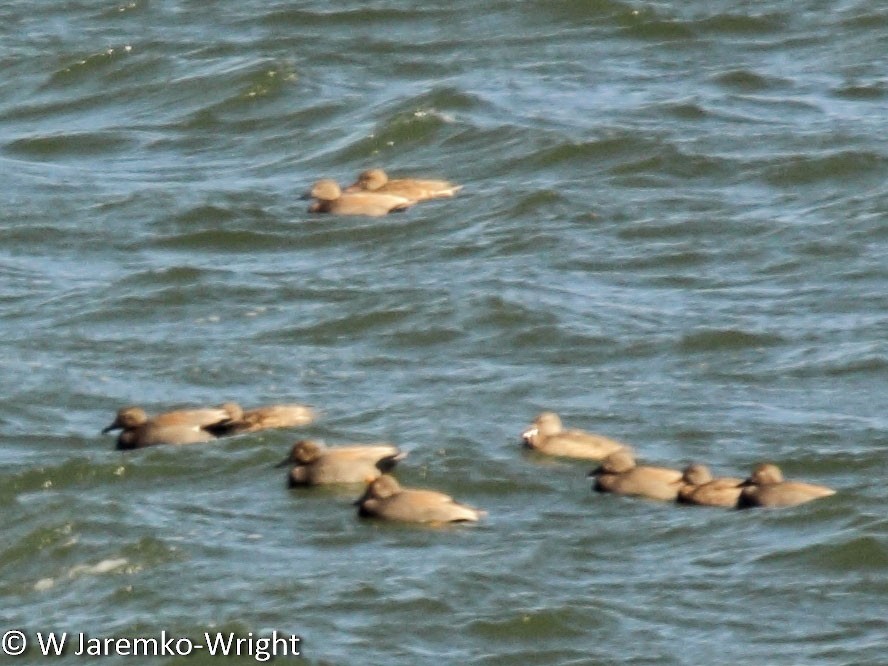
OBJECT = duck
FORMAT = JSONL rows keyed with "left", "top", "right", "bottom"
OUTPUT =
{"left": 521, "top": 412, "right": 629, "bottom": 460}
{"left": 345, "top": 168, "right": 462, "bottom": 201}
{"left": 304, "top": 179, "right": 415, "bottom": 217}
{"left": 102, "top": 405, "right": 236, "bottom": 449}
{"left": 589, "top": 450, "right": 683, "bottom": 501}
{"left": 737, "top": 463, "right": 836, "bottom": 508}
{"left": 209, "top": 402, "right": 316, "bottom": 436}
{"left": 276, "top": 440, "right": 406, "bottom": 486}
{"left": 355, "top": 474, "right": 484, "bottom": 524}
{"left": 676, "top": 463, "right": 744, "bottom": 507}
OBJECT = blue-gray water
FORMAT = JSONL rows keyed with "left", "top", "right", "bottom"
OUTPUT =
{"left": 2, "top": 1, "right": 887, "bottom": 664}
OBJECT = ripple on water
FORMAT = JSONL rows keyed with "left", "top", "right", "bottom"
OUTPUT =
{"left": 710, "top": 68, "right": 787, "bottom": 92}
{"left": 763, "top": 150, "right": 888, "bottom": 188}
{"left": 45, "top": 45, "right": 136, "bottom": 87}
{"left": 831, "top": 82, "right": 888, "bottom": 101}
{"left": 2, "top": 0, "right": 887, "bottom": 663}
{"left": 1, "top": 457, "right": 125, "bottom": 504}
{"left": 696, "top": 11, "right": 788, "bottom": 35}
{"left": 799, "top": 535, "right": 888, "bottom": 571}
{"left": 618, "top": 13, "right": 697, "bottom": 42}
{"left": 5, "top": 132, "right": 137, "bottom": 160}
{"left": 333, "top": 94, "right": 467, "bottom": 162}
{"left": 772, "top": 342, "right": 888, "bottom": 379}
{"left": 678, "top": 327, "right": 785, "bottom": 352}
{"left": 149, "top": 228, "right": 294, "bottom": 253}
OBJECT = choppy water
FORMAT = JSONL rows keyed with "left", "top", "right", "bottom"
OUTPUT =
{"left": 2, "top": 1, "right": 887, "bottom": 664}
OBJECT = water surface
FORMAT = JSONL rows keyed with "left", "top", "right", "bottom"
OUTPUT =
{"left": 1, "top": 1, "right": 886, "bottom": 664}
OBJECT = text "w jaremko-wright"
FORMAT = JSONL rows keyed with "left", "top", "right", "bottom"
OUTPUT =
{"left": 5, "top": 630, "right": 301, "bottom": 661}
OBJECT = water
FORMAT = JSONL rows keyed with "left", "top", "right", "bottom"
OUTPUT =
{"left": 2, "top": 0, "right": 887, "bottom": 663}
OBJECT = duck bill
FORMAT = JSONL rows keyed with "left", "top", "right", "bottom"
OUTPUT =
{"left": 273, "top": 456, "right": 291, "bottom": 468}
{"left": 520, "top": 427, "right": 538, "bottom": 447}
{"left": 101, "top": 422, "right": 120, "bottom": 434}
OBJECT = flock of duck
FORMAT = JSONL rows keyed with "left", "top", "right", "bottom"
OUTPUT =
{"left": 102, "top": 402, "right": 836, "bottom": 524}
{"left": 523, "top": 412, "right": 835, "bottom": 509}
{"left": 102, "top": 401, "right": 488, "bottom": 523}
{"left": 303, "top": 168, "right": 463, "bottom": 216}
{"left": 103, "top": 168, "right": 835, "bottom": 523}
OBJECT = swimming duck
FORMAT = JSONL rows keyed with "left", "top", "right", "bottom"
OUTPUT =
{"left": 345, "top": 168, "right": 462, "bottom": 201}
{"left": 102, "top": 405, "right": 235, "bottom": 449}
{"left": 355, "top": 474, "right": 484, "bottom": 524}
{"left": 210, "top": 402, "right": 316, "bottom": 436}
{"left": 737, "top": 463, "right": 836, "bottom": 508}
{"left": 589, "top": 450, "right": 683, "bottom": 501}
{"left": 676, "top": 463, "right": 744, "bottom": 507}
{"left": 304, "top": 179, "right": 414, "bottom": 217}
{"left": 276, "top": 440, "right": 406, "bottom": 486}
{"left": 521, "top": 412, "right": 629, "bottom": 460}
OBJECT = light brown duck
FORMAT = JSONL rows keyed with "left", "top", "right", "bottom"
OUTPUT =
{"left": 355, "top": 474, "right": 484, "bottom": 524}
{"left": 211, "top": 402, "right": 316, "bottom": 436}
{"left": 276, "top": 440, "right": 406, "bottom": 486}
{"left": 676, "top": 463, "right": 744, "bottom": 507}
{"left": 305, "top": 179, "right": 414, "bottom": 217}
{"left": 737, "top": 463, "right": 836, "bottom": 508}
{"left": 521, "top": 412, "right": 629, "bottom": 460}
{"left": 345, "top": 168, "right": 462, "bottom": 201}
{"left": 589, "top": 450, "right": 683, "bottom": 501}
{"left": 102, "top": 405, "right": 235, "bottom": 450}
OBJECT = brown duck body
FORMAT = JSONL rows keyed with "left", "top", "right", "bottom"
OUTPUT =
{"left": 345, "top": 169, "right": 462, "bottom": 201}
{"left": 522, "top": 412, "right": 628, "bottom": 460}
{"left": 676, "top": 464, "right": 743, "bottom": 507}
{"left": 590, "top": 450, "right": 683, "bottom": 501}
{"left": 306, "top": 179, "right": 414, "bottom": 217}
{"left": 102, "top": 406, "right": 234, "bottom": 449}
{"left": 737, "top": 463, "right": 835, "bottom": 508}
{"left": 356, "top": 475, "right": 483, "bottom": 524}
{"left": 277, "top": 440, "right": 406, "bottom": 486}
{"left": 115, "top": 423, "right": 217, "bottom": 449}
{"left": 211, "top": 403, "right": 316, "bottom": 436}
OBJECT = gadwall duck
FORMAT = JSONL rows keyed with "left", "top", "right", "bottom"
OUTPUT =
{"left": 522, "top": 412, "right": 629, "bottom": 460}
{"left": 737, "top": 463, "right": 836, "bottom": 508}
{"left": 102, "top": 405, "right": 236, "bottom": 449}
{"left": 345, "top": 168, "right": 462, "bottom": 201}
{"left": 589, "top": 450, "right": 683, "bottom": 501}
{"left": 355, "top": 474, "right": 484, "bottom": 524}
{"left": 304, "top": 179, "right": 414, "bottom": 217}
{"left": 210, "top": 402, "right": 316, "bottom": 436}
{"left": 676, "top": 463, "right": 744, "bottom": 507}
{"left": 276, "top": 440, "right": 406, "bottom": 486}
